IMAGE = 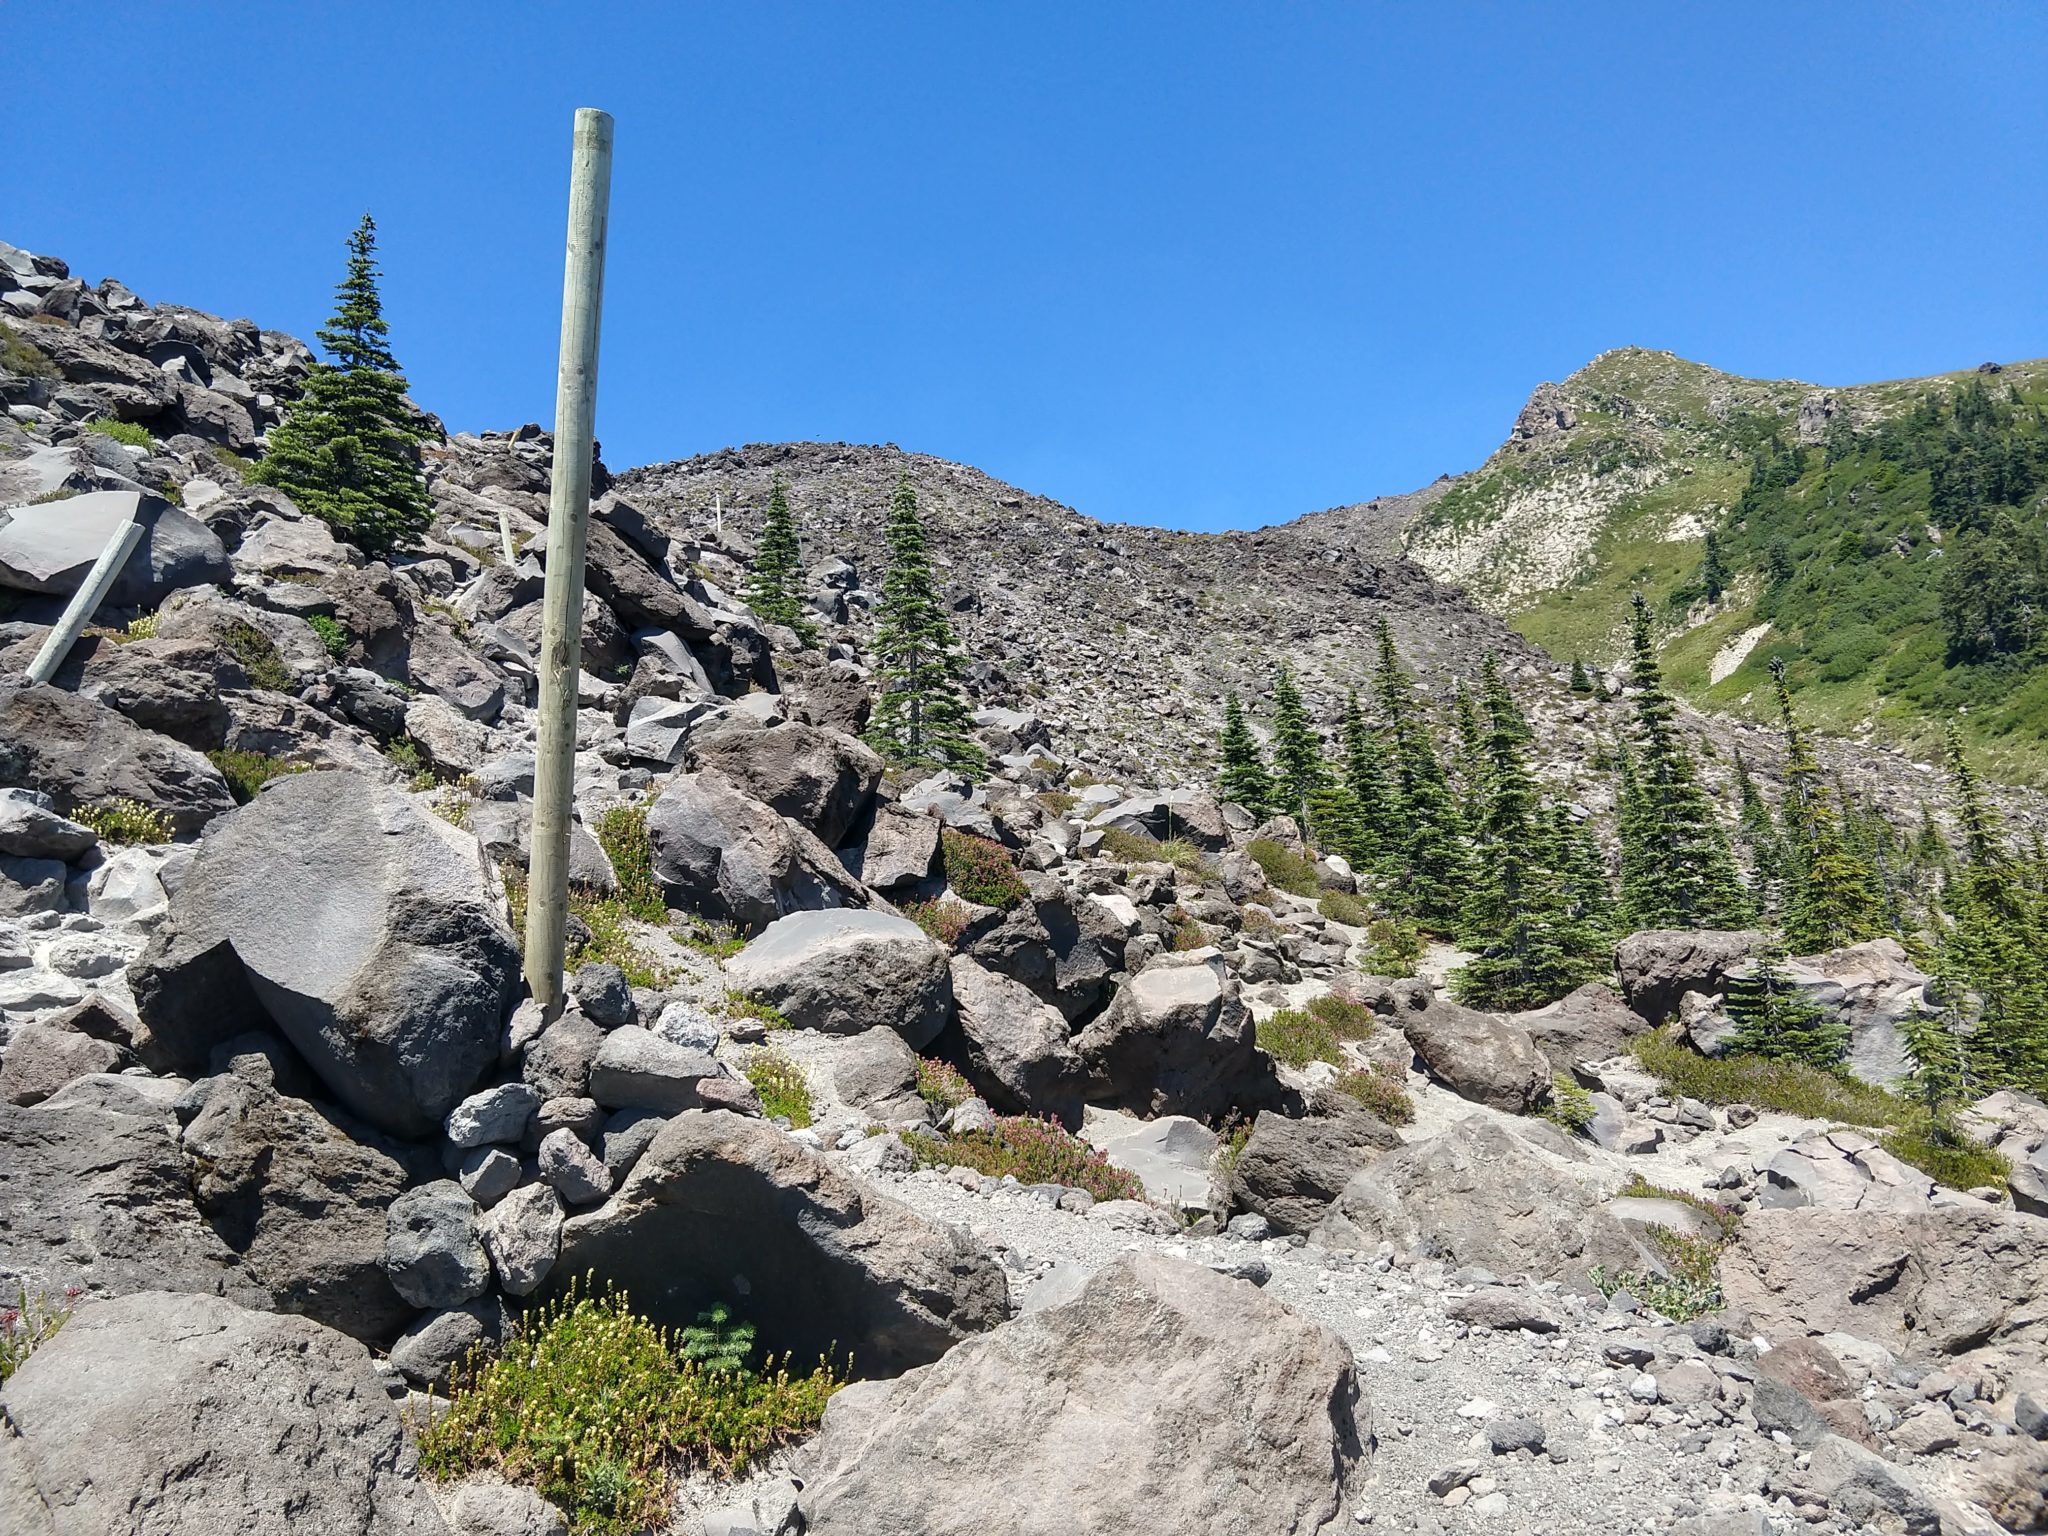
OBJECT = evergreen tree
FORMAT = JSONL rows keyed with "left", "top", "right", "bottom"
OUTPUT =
{"left": 866, "top": 476, "right": 985, "bottom": 774}
{"left": 1451, "top": 682, "right": 1487, "bottom": 803}
{"left": 1269, "top": 664, "right": 1326, "bottom": 826}
{"left": 742, "top": 477, "right": 815, "bottom": 642}
{"left": 1372, "top": 619, "right": 1469, "bottom": 928}
{"left": 1215, "top": 694, "right": 1275, "bottom": 819}
{"left": 1568, "top": 655, "right": 1595, "bottom": 695}
{"left": 1770, "top": 659, "right": 1884, "bottom": 953}
{"left": 1339, "top": 690, "right": 1394, "bottom": 861}
{"left": 1902, "top": 946, "right": 1980, "bottom": 1122}
{"left": 1701, "top": 528, "right": 1730, "bottom": 601}
{"left": 253, "top": 215, "right": 433, "bottom": 555}
{"left": 1452, "top": 657, "right": 1605, "bottom": 1009}
{"left": 1545, "top": 800, "right": 1617, "bottom": 938}
{"left": 1724, "top": 941, "right": 1848, "bottom": 1066}
{"left": 1731, "top": 748, "right": 1783, "bottom": 913}
{"left": 1617, "top": 594, "right": 1753, "bottom": 929}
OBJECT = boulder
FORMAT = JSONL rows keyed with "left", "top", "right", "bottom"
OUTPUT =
{"left": 180, "top": 1072, "right": 413, "bottom": 1342}
{"left": 1072, "top": 952, "right": 1264, "bottom": 1120}
{"left": 72, "top": 635, "right": 235, "bottom": 749}
{"left": 0, "top": 788, "right": 95, "bottom": 861}
{"left": 0, "top": 488, "right": 231, "bottom": 606}
{"left": 1315, "top": 1114, "right": 1655, "bottom": 1284}
{"left": 724, "top": 908, "right": 952, "bottom": 1047}
{"left": 687, "top": 719, "right": 883, "bottom": 848}
{"left": 0, "top": 681, "right": 235, "bottom": 836}
{"left": 1227, "top": 1096, "right": 1402, "bottom": 1236}
{"left": 1800, "top": 937, "right": 1932, "bottom": 1088}
{"left": 131, "top": 770, "right": 519, "bottom": 1136}
{"left": 645, "top": 766, "right": 865, "bottom": 930}
{"left": 479, "top": 1181, "right": 565, "bottom": 1296}
{"left": 947, "top": 954, "right": 1084, "bottom": 1124}
{"left": 962, "top": 872, "right": 1115, "bottom": 1022}
{"left": 0, "top": 1290, "right": 450, "bottom": 1536}
{"left": 1615, "top": 929, "right": 1765, "bottom": 1024}
{"left": 1369, "top": 978, "right": 1548, "bottom": 1112}
{"left": 797, "top": 1253, "right": 1366, "bottom": 1536}
{"left": 587, "top": 1025, "right": 722, "bottom": 1114}
{"left": 1080, "top": 1107, "right": 1219, "bottom": 1210}
{"left": 1092, "top": 791, "right": 1229, "bottom": 851}
{"left": 1513, "top": 983, "right": 1649, "bottom": 1073}
{"left": 1758, "top": 1129, "right": 1936, "bottom": 1213}
{"left": 387, "top": 1298, "right": 510, "bottom": 1394}
{"left": 839, "top": 804, "right": 940, "bottom": 892}
{"left": 0, "top": 1073, "right": 270, "bottom": 1308}
{"left": 384, "top": 1179, "right": 491, "bottom": 1310}
{"left": 0, "top": 1021, "right": 125, "bottom": 1106}
{"left": 555, "top": 1109, "right": 1007, "bottom": 1374}
{"left": 1447, "top": 1285, "right": 1562, "bottom": 1334}
{"left": 812, "top": 1027, "right": 928, "bottom": 1124}
{"left": 448, "top": 1483, "right": 567, "bottom": 1536}
{"left": 445, "top": 1081, "right": 543, "bottom": 1149}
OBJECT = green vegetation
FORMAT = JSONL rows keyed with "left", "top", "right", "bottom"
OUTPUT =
{"left": 250, "top": 214, "right": 433, "bottom": 556}
{"left": 678, "top": 918, "right": 746, "bottom": 961}
{"left": 0, "top": 320, "right": 58, "bottom": 379}
{"left": 86, "top": 417, "right": 153, "bottom": 449}
{"left": 742, "top": 478, "right": 816, "bottom": 643}
{"left": 0, "top": 1285, "right": 75, "bottom": 1382}
{"left": 940, "top": 828, "right": 1027, "bottom": 908}
{"left": 720, "top": 992, "right": 790, "bottom": 1031}
{"left": 500, "top": 864, "right": 674, "bottom": 989}
{"left": 1629, "top": 1030, "right": 1905, "bottom": 1125}
{"left": 1769, "top": 658, "right": 1885, "bottom": 952}
{"left": 1215, "top": 693, "right": 1274, "bottom": 816}
{"left": 1361, "top": 914, "right": 1424, "bottom": 976}
{"left": 206, "top": 749, "right": 306, "bottom": 806}
{"left": 1539, "top": 1072, "right": 1595, "bottom": 1135}
{"left": 905, "top": 1116, "right": 1146, "bottom": 1203}
{"left": 74, "top": 797, "right": 173, "bottom": 845}
{"left": 1245, "top": 837, "right": 1318, "bottom": 896}
{"left": 1591, "top": 1176, "right": 1744, "bottom": 1322}
{"left": 744, "top": 1050, "right": 812, "bottom": 1127}
{"left": 1255, "top": 992, "right": 1376, "bottom": 1069}
{"left": 865, "top": 475, "right": 984, "bottom": 773}
{"left": 903, "top": 897, "right": 969, "bottom": 947}
{"left": 914, "top": 1056, "right": 973, "bottom": 1111}
{"left": 418, "top": 1278, "right": 842, "bottom": 1536}
{"left": 223, "top": 620, "right": 294, "bottom": 691}
{"left": 305, "top": 612, "right": 350, "bottom": 659}
{"left": 1333, "top": 1063, "right": 1415, "bottom": 1125}
{"left": 1723, "top": 941, "right": 1848, "bottom": 1068}
{"left": 1316, "top": 889, "right": 1371, "bottom": 926}
{"left": 594, "top": 800, "right": 666, "bottom": 924}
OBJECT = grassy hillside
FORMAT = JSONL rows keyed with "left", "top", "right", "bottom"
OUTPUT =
{"left": 1403, "top": 349, "right": 2048, "bottom": 784}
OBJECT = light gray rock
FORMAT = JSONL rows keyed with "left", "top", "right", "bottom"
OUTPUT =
{"left": 536, "top": 1125, "right": 612, "bottom": 1206}
{"left": 1512, "top": 982, "right": 1649, "bottom": 1073}
{"left": 0, "top": 1290, "right": 450, "bottom": 1536}
{"left": 1806, "top": 1433, "right": 1939, "bottom": 1536}
{"left": 555, "top": 1109, "right": 1008, "bottom": 1374}
{"left": 388, "top": 1298, "right": 510, "bottom": 1394}
{"left": 587, "top": 1025, "right": 720, "bottom": 1114}
{"left": 701, "top": 1484, "right": 801, "bottom": 1536}
{"left": 1081, "top": 1108, "right": 1219, "bottom": 1211}
{"left": 571, "top": 960, "right": 633, "bottom": 1026}
{"left": 725, "top": 908, "right": 952, "bottom": 1047}
{"left": 385, "top": 1180, "right": 490, "bottom": 1310}
{"left": 457, "top": 1144, "right": 521, "bottom": 1206}
{"left": 448, "top": 1482, "right": 568, "bottom": 1536}
{"left": 797, "top": 1252, "right": 1366, "bottom": 1536}
{"left": 813, "top": 1027, "right": 928, "bottom": 1123}
{"left": 0, "top": 488, "right": 231, "bottom": 606}
{"left": 1450, "top": 1286, "right": 1562, "bottom": 1334}
{"left": 1758, "top": 1128, "right": 1935, "bottom": 1213}
{"left": 0, "top": 1020, "right": 124, "bottom": 1106}
{"left": 445, "top": 1082, "right": 542, "bottom": 1148}
{"left": 840, "top": 804, "right": 940, "bottom": 892}
{"left": 131, "top": 770, "right": 519, "bottom": 1135}
{"left": 645, "top": 766, "right": 865, "bottom": 930}
{"left": 0, "top": 855, "right": 66, "bottom": 916}
{"left": 1072, "top": 952, "right": 1264, "bottom": 1119}
{"left": 480, "top": 1180, "right": 564, "bottom": 1296}
{"left": 947, "top": 953, "right": 1084, "bottom": 1124}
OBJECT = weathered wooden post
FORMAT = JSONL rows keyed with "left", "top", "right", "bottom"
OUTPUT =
{"left": 25, "top": 502, "right": 143, "bottom": 686}
{"left": 524, "top": 107, "right": 614, "bottom": 1014}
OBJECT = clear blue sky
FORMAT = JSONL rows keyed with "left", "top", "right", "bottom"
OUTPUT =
{"left": 7, "top": 4, "right": 2044, "bottom": 530}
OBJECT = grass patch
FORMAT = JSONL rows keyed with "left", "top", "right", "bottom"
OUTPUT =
{"left": 1333, "top": 1063, "right": 1416, "bottom": 1126}
{"left": 1879, "top": 1124, "right": 2009, "bottom": 1192}
{"left": 305, "top": 613, "right": 349, "bottom": 659}
{"left": 594, "top": 800, "right": 666, "bottom": 924}
{"left": 27, "top": 488, "right": 77, "bottom": 505}
{"left": 1616, "top": 1176, "right": 1743, "bottom": 1240}
{"left": 384, "top": 736, "right": 439, "bottom": 790}
{"left": 1098, "top": 827, "right": 1205, "bottom": 873}
{"left": 720, "top": 991, "right": 790, "bottom": 1031}
{"left": 500, "top": 864, "right": 674, "bottom": 989}
{"left": 74, "top": 797, "right": 172, "bottom": 845}
{"left": 0, "top": 320, "right": 58, "bottom": 380}
{"left": 1167, "top": 910, "right": 1207, "bottom": 951}
{"left": 744, "top": 1049, "right": 812, "bottom": 1128}
{"left": 940, "top": 828, "right": 1027, "bottom": 909}
{"left": 222, "top": 620, "right": 294, "bottom": 691}
{"left": 86, "top": 417, "right": 153, "bottom": 450}
{"left": 205, "top": 748, "right": 306, "bottom": 806}
{"left": 915, "top": 1056, "right": 973, "bottom": 1111}
{"left": 1628, "top": 1031, "right": 1910, "bottom": 1127}
{"left": 905, "top": 1116, "right": 1147, "bottom": 1202}
{"left": 418, "top": 1278, "right": 841, "bottom": 1536}
{"left": 1318, "top": 890, "right": 1371, "bottom": 926}
{"left": 0, "top": 1285, "right": 75, "bottom": 1382}
{"left": 678, "top": 918, "right": 744, "bottom": 961}
{"left": 1246, "top": 837, "right": 1318, "bottom": 896}
{"left": 1539, "top": 1072, "right": 1595, "bottom": 1135}
{"left": 122, "top": 612, "right": 158, "bottom": 642}
{"left": 1239, "top": 906, "right": 1283, "bottom": 939}
{"left": 1035, "top": 790, "right": 1078, "bottom": 816}
{"left": 903, "top": 897, "right": 969, "bottom": 947}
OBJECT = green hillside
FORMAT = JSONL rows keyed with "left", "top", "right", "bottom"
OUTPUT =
{"left": 1404, "top": 349, "right": 2048, "bottom": 784}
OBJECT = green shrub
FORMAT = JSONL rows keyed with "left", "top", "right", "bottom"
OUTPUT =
{"left": 502, "top": 859, "right": 673, "bottom": 989}
{"left": 305, "top": 613, "right": 350, "bottom": 659}
{"left": 384, "top": 736, "right": 437, "bottom": 790}
{"left": 1246, "top": 838, "right": 1318, "bottom": 896}
{"left": 1334, "top": 1064, "right": 1415, "bottom": 1126}
{"left": 1361, "top": 915, "right": 1424, "bottom": 976}
{"left": 75, "top": 797, "right": 173, "bottom": 846}
{"left": 1098, "top": 827, "right": 1166, "bottom": 863}
{"left": 0, "top": 1285, "right": 75, "bottom": 1381}
{"left": 721, "top": 991, "right": 790, "bottom": 1031}
{"left": 914, "top": 1056, "right": 973, "bottom": 1111}
{"left": 1257, "top": 1007, "right": 1338, "bottom": 1069}
{"left": 744, "top": 1049, "right": 812, "bottom": 1128}
{"left": 940, "top": 829, "right": 1027, "bottom": 909}
{"left": 904, "top": 897, "right": 969, "bottom": 947}
{"left": 1154, "top": 837, "right": 1207, "bottom": 873}
{"left": 1539, "top": 1072, "right": 1596, "bottom": 1136}
{"left": 1628, "top": 1031, "right": 1909, "bottom": 1127}
{"left": 1035, "top": 790, "right": 1078, "bottom": 816}
{"left": 223, "top": 620, "right": 294, "bottom": 691}
{"left": 679, "top": 919, "right": 745, "bottom": 961}
{"left": 1615, "top": 1176, "right": 1743, "bottom": 1241}
{"left": 594, "top": 801, "right": 665, "bottom": 924}
{"left": 1213, "top": 1116, "right": 1252, "bottom": 1179}
{"left": 122, "top": 613, "right": 159, "bottom": 642}
{"left": 1317, "top": 890, "right": 1371, "bottom": 926}
{"left": 905, "top": 1116, "right": 1146, "bottom": 1202}
{"left": 1589, "top": 1176, "right": 1743, "bottom": 1321}
{"left": 1304, "top": 991, "right": 1376, "bottom": 1039}
{"left": 86, "top": 417, "right": 153, "bottom": 449}
{"left": 209, "top": 446, "right": 252, "bottom": 477}
{"left": 0, "top": 321, "right": 58, "bottom": 380}
{"left": 1880, "top": 1122, "right": 2009, "bottom": 1192}
{"left": 418, "top": 1278, "right": 842, "bottom": 1536}
{"left": 1239, "top": 906, "right": 1283, "bottom": 938}
{"left": 1166, "top": 910, "right": 1207, "bottom": 951}
{"left": 206, "top": 749, "right": 306, "bottom": 806}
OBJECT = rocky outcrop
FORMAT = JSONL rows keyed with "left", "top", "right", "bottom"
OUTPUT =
{"left": 0, "top": 681, "right": 235, "bottom": 836}
{"left": 1227, "top": 1094, "right": 1402, "bottom": 1236}
{"left": 1615, "top": 929, "right": 1765, "bottom": 1024}
{"left": 947, "top": 953, "right": 1085, "bottom": 1124}
{"left": 0, "top": 488, "right": 230, "bottom": 606}
{"left": 685, "top": 718, "right": 882, "bottom": 847}
{"left": 724, "top": 908, "right": 952, "bottom": 1048}
{"left": 645, "top": 766, "right": 865, "bottom": 930}
{"left": 1514, "top": 983, "right": 1649, "bottom": 1073}
{"left": 797, "top": 1253, "right": 1367, "bottom": 1535}
{"left": 556, "top": 1109, "right": 1007, "bottom": 1374}
{"left": 1072, "top": 952, "right": 1265, "bottom": 1119}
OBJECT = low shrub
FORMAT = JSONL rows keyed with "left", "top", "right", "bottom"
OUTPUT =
{"left": 1097, "top": 826, "right": 1166, "bottom": 864}
{"left": 1333, "top": 1064, "right": 1415, "bottom": 1126}
{"left": 1154, "top": 837, "right": 1207, "bottom": 873}
{"left": 940, "top": 829, "right": 1027, "bottom": 909}
{"left": 0, "top": 1285, "right": 77, "bottom": 1382}
{"left": 418, "top": 1278, "right": 842, "bottom": 1536}
{"left": 720, "top": 991, "right": 790, "bottom": 1031}
{"left": 1213, "top": 1115, "right": 1252, "bottom": 1179}
{"left": 905, "top": 1116, "right": 1146, "bottom": 1203}
{"left": 206, "top": 748, "right": 306, "bottom": 806}
{"left": 1317, "top": 890, "right": 1372, "bottom": 926}
{"left": 1246, "top": 838, "right": 1318, "bottom": 896}
{"left": 903, "top": 897, "right": 968, "bottom": 947}
{"left": 1880, "top": 1122, "right": 2009, "bottom": 1192}
{"left": 1304, "top": 991, "right": 1376, "bottom": 1039}
{"left": 594, "top": 801, "right": 666, "bottom": 924}
{"left": 1628, "top": 1031, "right": 1909, "bottom": 1127}
{"left": 1614, "top": 1176, "right": 1742, "bottom": 1241}
{"left": 223, "top": 620, "right": 294, "bottom": 691}
{"left": 1166, "top": 910, "right": 1207, "bottom": 951}
{"left": 384, "top": 736, "right": 438, "bottom": 790}
{"left": 75, "top": 797, "right": 172, "bottom": 846}
{"left": 1589, "top": 1175, "right": 1742, "bottom": 1322}
{"left": 1239, "top": 906, "right": 1283, "bottom": 939}
{"left": 1257, "top": 1006, "right": 1337, "bottom": 1069}
{"left": 0, "top": 321, "right": 58, "bottom": 380}
{"left": 1361, "top": 915, "right": 1423, "bottom": 976}
{"left": 86, "top": 416, "right": 153, "bottom": 449}
{"left": 914, "top": 1056, "right": 973, "bottom": 1111}
{"left": 305, "top": 612, "right": 350, "bottom": 659}
{"left": 503, "top": 864, "right": 674, "bottom": 990}
{"left": 1035, "top": 790, "right": 1078, "bottom": 817}
{"left": 122, "top": 612, "right": 158, "bottom": 642}
{"left": 744, "top": 1050, "right": 812, "bottom": 1128}
{"left": 679, "top": 919, "right": 745, "bottom": 961}
{"left": 1539, "top": 1072, "right": 1596, "bottom": 1136}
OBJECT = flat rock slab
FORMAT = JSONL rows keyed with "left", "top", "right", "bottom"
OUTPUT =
{"left": 0, "top": 489, "right": 230, "bottom": 607}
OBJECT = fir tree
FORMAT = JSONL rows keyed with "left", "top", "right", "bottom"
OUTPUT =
{"left": 866, "top": 476, "right": 985, "bottom": 774}
{"left": 1372, "top": 619, "right": 1470, "bottom": 929}
{"left": 1215, "top": 694, "right": 1275, "bottom": 819}
{"left": 1545, "top": 800, "right": 1617, "bottom": 938}
{"left": 1269, "top": 664, "right": 1326, "bottom": 826}
{"left": 1451, "top": 682, "right": 1487, "bottom": 803}
{"left": 1339, "top": 690, "right": 1394, "bottom": 862}
{"left": 1724, "top": 941, "right": 1848, "bottom": 1066}
{"left": 1731, "top": 748, "right": 1783, "bottom": 913}
{"left": 1568, "top": 655, "right": 1595, "bottom": 695}
{"left": 1770, "top": 659, "right": 1884, "bottom": 953}
{"left": 252, "top": 214, "right": 432, "bottom": 556}
{"left": 1617, "top": 594, "right": 1753, "bottom": 929}
{"left": 1701, "top": 528, "right": 1730, "bottom": 601}
{"left": 1902, "top": 946, "right": 1980, "bottom": 1122}
{"left": 742, "top": 477, "right": 815, "bottom": 642}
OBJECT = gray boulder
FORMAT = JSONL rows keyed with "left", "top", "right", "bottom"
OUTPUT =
{"left": 1316, "top": 1115, "right": 1655, "bottom": 1284}
{"left": 687, "top": 719, "right": 883, "bottom": 848}
{"left": 387, "top": 1298, "right": 510, "bottom": 1394}
{"left": 1513, "top": 983, "right": 1649, "bottom": 1073}
{"left": 536, "top": 1126, "right": 613, "bottom": 1207}
{"left": 812, "top": 1027, "right": 928, "bottom": 1124}
{"left": 0, "top": 1020, "right": 125, "bottom": 1106}
{"left": 384, "top": 1180, "right": 490, "bottom": 1310}
{"left": 948, "top": 954, "right": 1084, "bottom": 1124}
{"left": 587, "top": 1025, "right": 722, "bottom": 1114}
{"left": 1758, "top": 1128, "right": 1935, "bottom": 1213}
{"left": 1092, "top": 790, "right": 1228, "bottom": 851}
{"left": 1615, "top": 929, "right": 1765, "bottom": 1024}
{"left": 1368, "top": 977, "right": 1548, "bottom": 1113}
{"left": 797, "top": 1252, "right": 1366, "bottom": 1536}
{"left": 448, "top": 1483, "right": 567, "bottom": 1536}
{"left": 1081, "top": 1110, "right": 1218, "bottom": 1211}
{"left": 0, "top": 681, "right": 235, "bottom": 836}
{"left": 645, "top": 766, "right": 865, "bottom": 930}
{"left": 445, "top": 1081, "right": 542, "bottom": 1149}
{"left": 555, "top": 1109, "right": 1008, "bottom": 1374}
{"left": 1227, "top": 1096, "right": 1402, "bottom": 1236}
{"left": 0, "top": 488, "right": 231, "bottom": 606}
{"left": 839, "top": 804, "right": 940, "bottom": 893}
{"left": 0, "top": 1290, "right": 450, "bottom": 1536}
{"left": 1072, "top": 952, "right": 1264, "bottom": 1119}
{"left": 724, "top": 908, "right": 952, "bottom": 1047}
{"left": 131, "top": 770, "right": 520, "bottom": 1135}
{"left": 0, "top": 788, "right": 95, "bottom": 861}
{"left": 480, "top": 1180, "right": 564, "bottom": 1296}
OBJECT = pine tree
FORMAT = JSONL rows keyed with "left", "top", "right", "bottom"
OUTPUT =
{"left": 1902, "top": 946, "right": 1980, "bottom": 1122}
{"left": 252, "top": 214, "right": 432, "bottom": 556}
{"left": 1269, "top": 664, "right": 1326, "bottom": 826}
{"left": 1701, "top": 528, "right": 1730, "bottom": 601}
{"left": 1452, "top": 657, "right": 1605, "bottom": 1009}
{"left": 1339, "top": 690, "right": 1394, "bottom": 862}
{"left": 1731, "top": 748, "right": 1783, "bottom": 913}
{"left": 1215, "top": 694, "right": 1275, "bottom": 819}
{"left": 1617, "top": 594, "right": 1753, "bottom": 929}
{"left": 1771, "top": 659, "right": 1883, "bottom": 953}
{"left": 1724, "top": 940, "right": 1848, "bottom": 1066}
{"left": 1372, "top": 619, "right": 1470, "bottom": 929}
{"left": 866, "top": 476, "right": 985, "bottom": 774}
{"left": 1545, "top": 800, "right": 1617, "bottom": 938}
{"left": 1451, "top": 682, "right": 1487, "bottom": 803}
{"left": 1568, "top": 655, "right": 1594, "bottom": 695}
{"left": 742, "top": 477, "right": 815, "bottom": 642}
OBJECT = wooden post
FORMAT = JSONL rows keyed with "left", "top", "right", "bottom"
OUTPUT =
{"left": 524, "top": 107, "right": 614, "bottom": 1014}
{"left": 25, "top": 505, "right": 143, "bottom": 686}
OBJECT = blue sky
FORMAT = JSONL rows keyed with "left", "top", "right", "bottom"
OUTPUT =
{"left": 6, "top": 4, "right": 2044, "bottom": 530}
